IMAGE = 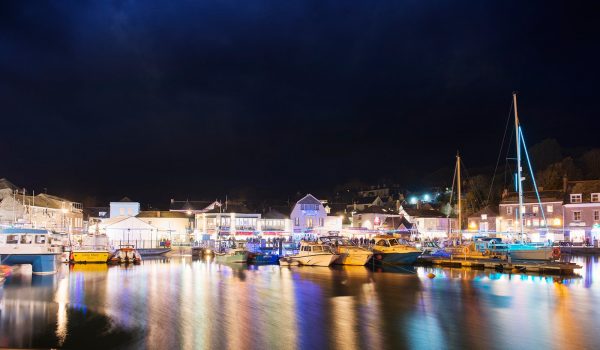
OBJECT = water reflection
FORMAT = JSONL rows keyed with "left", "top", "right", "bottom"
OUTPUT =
{"left": 0, "top": 256, "right": 599, "bottom": 349}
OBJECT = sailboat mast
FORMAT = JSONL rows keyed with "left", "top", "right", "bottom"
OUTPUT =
{"left": 513, "top": 92, "right": 524, "bottom": 238}
{"left": 457, "top": 152, "right": 462, "bottom": 237}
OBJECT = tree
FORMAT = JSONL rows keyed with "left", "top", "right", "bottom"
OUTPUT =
{"left": 581, "top": 149, "right": 600, "bottom": 179}
{"left": 528, "top": 139, "right": 563, "bottom": 171}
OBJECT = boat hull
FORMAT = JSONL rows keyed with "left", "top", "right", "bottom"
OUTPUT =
{"left": 1, "top": 254, "right": 60, "bottom": 274}
{"left": 252, "top": 254, "right": 280, "bottom": 264}
{"left": 137, "top": 248, "right": 171, "bottom": 256}
{"left": 509, "top": 248, "right": 554, "bottom": 260}
{"left": 214, "top": 252, "right": 249, "bottom": 264}
{"left": 373, "top": 251, "right": 421, "bottom": 265}
{"left": 293, "top": 254, "right": 339, "bottom": 267}
{"left": 71, "top": 251, "right": 110, "bottom": 263}
{"left": 334, "top": 253, "right": 373, "bottom": 266}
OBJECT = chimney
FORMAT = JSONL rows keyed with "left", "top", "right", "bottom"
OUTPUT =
{"left": 562, "top": 174, "right": 568, "bottom": 193}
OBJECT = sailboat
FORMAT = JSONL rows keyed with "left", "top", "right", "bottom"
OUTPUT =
{"left": 502, "top": 93, "right": 555, "bottom": 260}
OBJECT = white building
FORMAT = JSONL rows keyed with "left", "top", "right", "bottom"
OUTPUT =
{"left": 290, "top": 194, "right": 342, "bottom": 238}
{"left": 109, "top": 197, "right": 140, "bottom": 218}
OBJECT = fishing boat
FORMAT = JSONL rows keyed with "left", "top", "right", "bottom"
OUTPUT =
{"left": 214, "top": 247, "right": 250, "bottom": 263}
{"left": 109, "top": 245, "right": 142, "bottom": 264}
{"left": 319, "top": 236, "right": 373, "bottom": 266}
{"left": 0, "top": 228, "right": 62, "bottom": 274}
{"left": 371, "top": 236, "right": 422, "bottom": 265}
{"left": 286, "top": 241, "right": 339, "bottom": 267}
{"left": 70, "top": 232, "right": 111, "bottom": 263}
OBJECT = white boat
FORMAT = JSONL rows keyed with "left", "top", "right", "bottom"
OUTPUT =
{"left": 288, "top": 241, "right": 339, "bottom": 267}
{"left": 278, "top": 256, "right": 300, "bottom": 266}
{"left": 318, "top": 236, "right": 372, "bottom": 266}
{"left": 0, "top": 228, "right": 62, "bottom": 274}
{"left": 371, "top": 236, "right": 422, "bottom": 265}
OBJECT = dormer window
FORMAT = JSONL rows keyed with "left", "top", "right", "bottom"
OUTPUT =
{"left": 592, "top": 193, "right": 600, "bottom": 203}
{"left": 570, "top": 194, "right": 582, "bottom": 203}
{"left": 481, "top": 214, "right": 487, "bottom": 220}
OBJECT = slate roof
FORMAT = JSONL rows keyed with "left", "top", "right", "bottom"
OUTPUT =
{"left": 170, "top": 200, "right": 215, "bottom": 211}
{"left": 296, "top": 194, "right": 322, "bottom": 205}
{"left": 357, "top": 205, "right": 393, "bottom": 214}
{"left": 402, "top": 207, "right": 446, "bottom": 218}
{"left": 500, "top": 190, "right": 564, "bottom": 204}
{"left": 383, "top": 216, "right": 413, "bottom": 230}
{"left": 0, "top": 178, "right": 18, "bottom": 190}
{"left": 263, "top": 208, "right": 289, "bottom": 219}
{"left": 353, "top": 196, "right": 380, "bottom": 205}
{"left": 137, "top": 211, "right": 189, "bottom": 218}
{"left": 565, "top": 180, "right": 600, "bottom": 203}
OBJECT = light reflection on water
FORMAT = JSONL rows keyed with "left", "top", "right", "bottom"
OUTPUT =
{"left": 0, "top": 255, "right": 599, "bottom": 349}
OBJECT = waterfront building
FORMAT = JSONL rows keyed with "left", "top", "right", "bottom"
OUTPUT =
{"left": 351, "top": 205, "right": 399, "bottom": 230}
{"left": 109, "top": 197, "right": 140, "bottom": 218}
{"left": 0, "top": 187, "right": 83, "bottom": 234}
{"left": 259, "top": 208, "right": 293, "bottom": 237}
{"left": 467, "top": 206, "right": 499, "bottom": 234}
{"left": 136, "top": 210, "right": 193, "bottom": 243}
{"left": 563, "top": 179, "right": 600, "bottom": 243}
{"left": 399, "top": 206, "right": 456, "bottom": 239}
{"left": 194, "top": 201, "right": 261, "bottom": 240}
{"left": 291, "top": 194, "right": 342, "bottom": 238}
{"left": 497, "top": 190, "right": 564, "bottom": 241}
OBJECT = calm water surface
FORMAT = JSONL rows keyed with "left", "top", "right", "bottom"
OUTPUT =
{"left": 1, "top": 255, "right": 600, "bottom": 349}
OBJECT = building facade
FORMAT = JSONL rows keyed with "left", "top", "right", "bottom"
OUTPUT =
{"left": 497, "top": 191, "right": 564, "bottom": 241}
{"left": 563, "top": 180, "right": 600, "bottom": 243}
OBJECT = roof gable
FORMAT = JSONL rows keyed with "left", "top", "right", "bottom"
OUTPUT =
{"left": 297, "top": 194, "right": 321, "bottom": 205}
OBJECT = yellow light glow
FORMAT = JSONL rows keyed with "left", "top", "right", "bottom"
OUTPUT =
{"left": 468, "top": 221, "right": 477, "bottom": 229}
{"left": 553, "top": 218, "right": 561, "bottom": 226}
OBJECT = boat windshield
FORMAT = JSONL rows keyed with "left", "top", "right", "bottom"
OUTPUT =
{"left": 388, "top": 239, "right": 399, "bottom": 246}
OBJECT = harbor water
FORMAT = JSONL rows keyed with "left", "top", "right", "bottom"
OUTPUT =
{"left": 1, "top": 255, "right": 600, "bottom": 349}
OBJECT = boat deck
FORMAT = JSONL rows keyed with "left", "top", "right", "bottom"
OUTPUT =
{"left": 418, "top": 256, "right": 581, "bottom": 275}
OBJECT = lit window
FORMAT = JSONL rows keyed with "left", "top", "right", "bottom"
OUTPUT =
{"left": 592, "top": 193, "right": 600, "bottom": 203}
{"left": 547, "top": 205, "right": 553, "bottom": 213}
{"left": 532, "top": 206, "right": 538, "bottom": 214}
{"left": 294, "top": 217, "right": 299, "bottom": 226}
{"left": 119, "top": 208, "right": 125, "bottom": 215}
{"left": 571, "top": 194, "right": 582, "bottom": 203}
{"left": 506, "top": 207, "right": 512, "bottom": 215}
{"left": 573, "top": 211, "right": 581, "bottom": 221}
{"left": 481, "top": 214, "right": 487, "bottom": 220}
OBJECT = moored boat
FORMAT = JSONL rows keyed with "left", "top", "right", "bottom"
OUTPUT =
{"left": 319, "top": 236, "right": 372, "bottom": 266}
{"left": 0, "top": 228, "right": 62, "bottom": 274}
{"left": 109, "top": 245, "right": 142, "bottom": 264}
{"left": 287, "top": 241, "right": 339, "bottom": 267}
{"left": 371, "top": 236, "right": 422, "bottom": 265}
{"left": 70, "top": 233, "right": 111, "bottom": 263}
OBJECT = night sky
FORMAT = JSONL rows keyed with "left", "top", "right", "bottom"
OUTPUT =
{"left": 1, "top": 1, "right": 598, "bottom": 206}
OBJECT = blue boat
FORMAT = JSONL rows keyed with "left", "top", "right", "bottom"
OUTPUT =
{"left": 251, "top": 252, "right": 280, "bottom": 264}
{"left": 0, "top": 228, "right": 62, "bottom": 274}
{"left": 371, "top": 236, "right": 422, "bottom": 265}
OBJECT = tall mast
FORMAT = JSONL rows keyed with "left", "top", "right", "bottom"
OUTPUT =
{"left": 457, "top": 152, "right": 462, "bottom": 237}
{"left": 513, "top": 92, "right": 524, "bottom": 238}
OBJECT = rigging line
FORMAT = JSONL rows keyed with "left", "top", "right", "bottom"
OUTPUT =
{"left": 520, "top": 126, "right": 548, "bottom": 229}
{"left": 487, "top": 98, "right": 514, "bottom": 203}
{"left": 502, "top": 123, "right": 516, "bottom": 188}
{"left": 447, "top": 156, "right": 458, "bottom": 218}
